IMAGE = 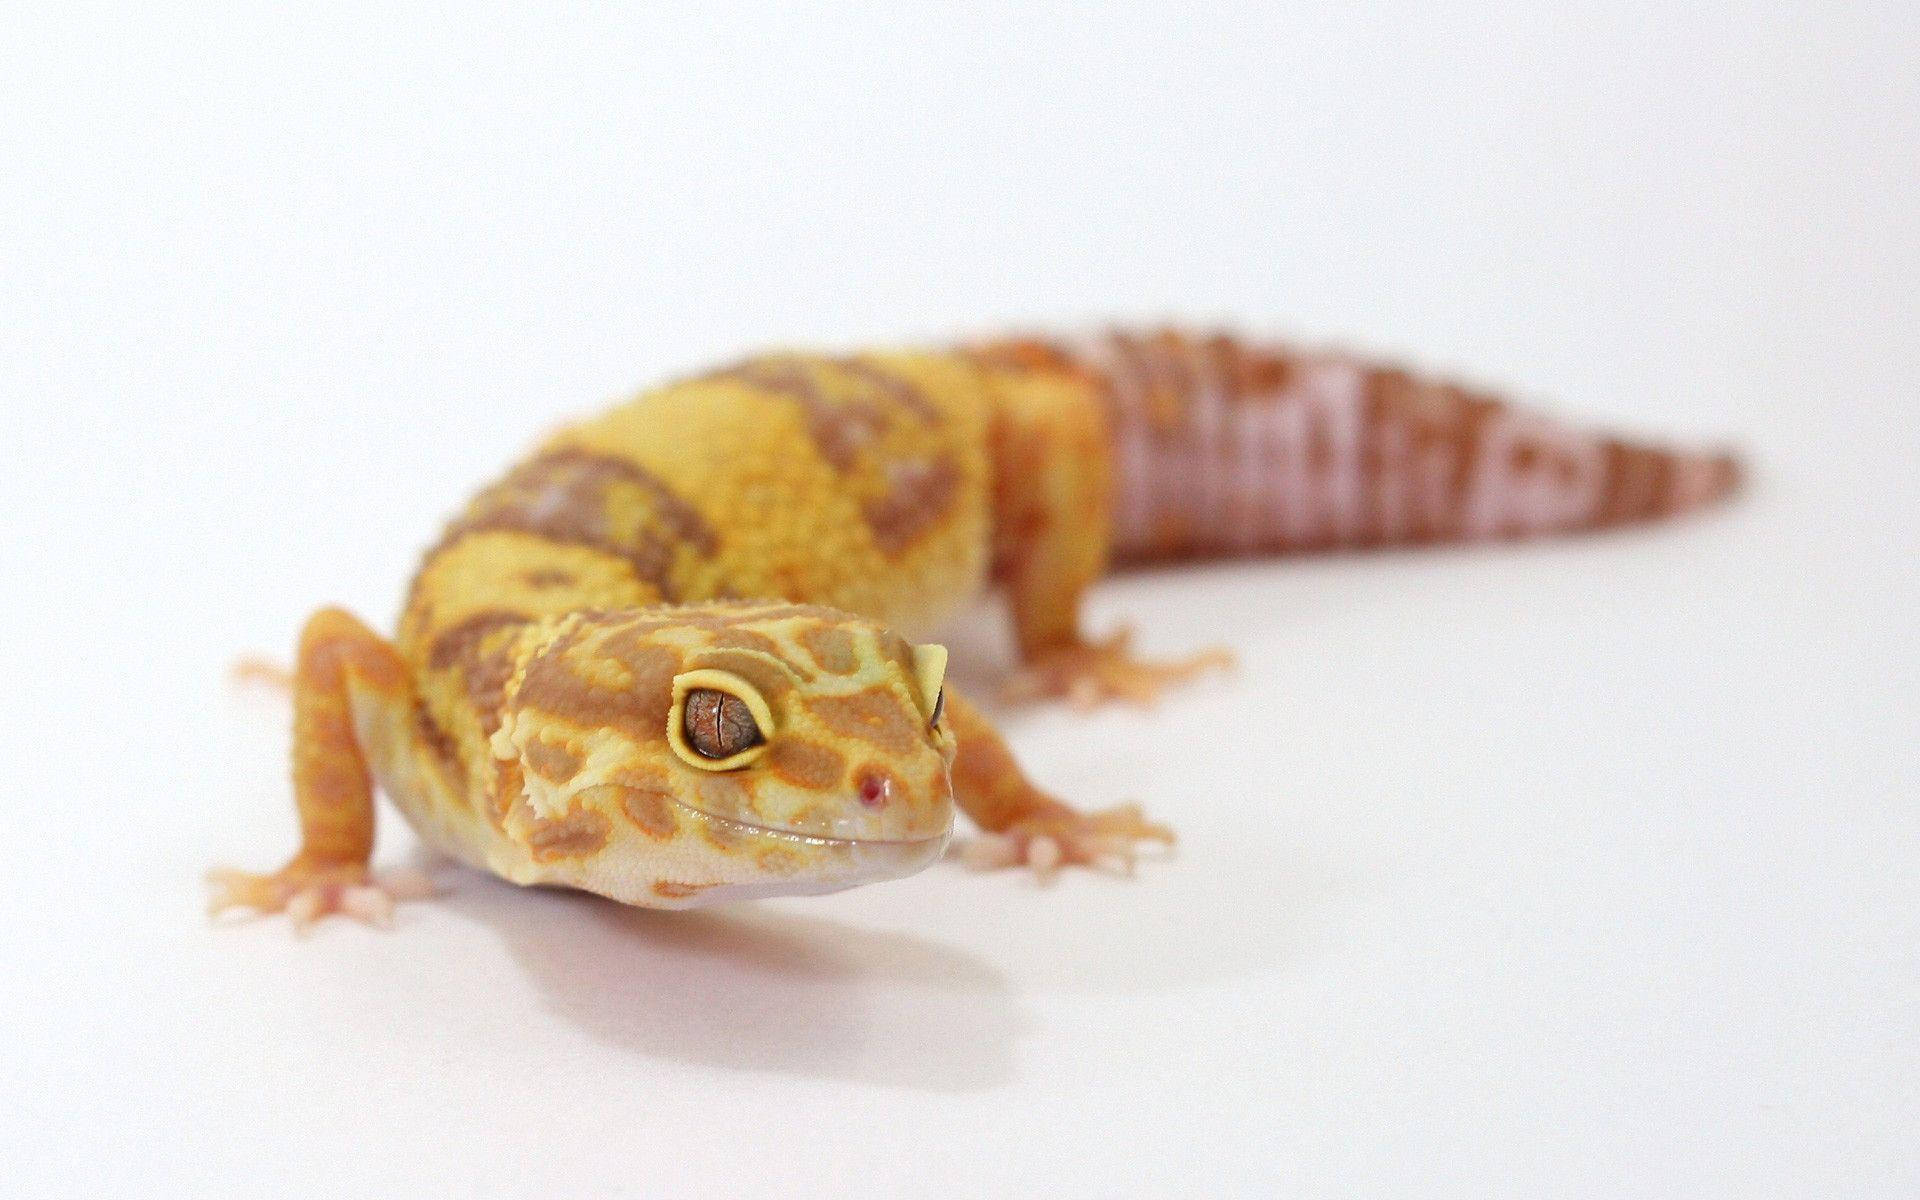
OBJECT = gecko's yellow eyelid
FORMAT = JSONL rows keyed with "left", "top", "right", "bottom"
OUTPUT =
{"left": 668, "top": 669, "right": 775, "bottom": 771}
{"left": 911, "top": 644, "right": 948, "bottom": 722}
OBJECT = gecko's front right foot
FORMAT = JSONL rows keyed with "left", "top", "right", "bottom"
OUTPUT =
{"left": 207, "top": 857, "right": 436, "bottom": 931}
{"left": 959, "top": 803, "right": 1175, "bottom": 882}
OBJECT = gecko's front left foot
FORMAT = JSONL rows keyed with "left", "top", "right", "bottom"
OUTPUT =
{"left": 207, "top": 857, "right": 436, "bottom": 931}
{"left": 1003, "top": 628, "right": 1232, "bottom": 709}
{"left": 959, "top": 803, "right": 1175, "bottom": 882}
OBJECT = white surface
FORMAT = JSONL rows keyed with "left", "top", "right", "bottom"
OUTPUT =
{"left": 3, "top": 4, "right": 1916, "bottom": 1197}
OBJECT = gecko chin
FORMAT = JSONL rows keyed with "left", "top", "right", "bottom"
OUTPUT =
{"left": 501, "top": 783, "right": 954, "bottom": 910}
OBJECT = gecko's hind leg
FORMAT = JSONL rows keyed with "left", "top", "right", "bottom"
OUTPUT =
{"left": 984, "top": 356, "right": 1230, "bottom": 709}
{"left": 209, "top": 608, "right": 434, "bottom": 930}
{"left": 1001, "top": 627, "right": 1231, "bottom": 709}
{"left": 944, "top": 689, "right": 1174, "bottom": 881}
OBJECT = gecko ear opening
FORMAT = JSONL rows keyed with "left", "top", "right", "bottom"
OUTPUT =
{"left": 668, "top": 669, "right": 775, "bottom": 771}
{"left": 911, "top": 644, "right": 948, "bottom": 722}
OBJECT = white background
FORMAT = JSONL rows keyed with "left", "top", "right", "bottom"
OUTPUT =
{"left": 4, "top": 4, "right": 1915, "bottom": 1196}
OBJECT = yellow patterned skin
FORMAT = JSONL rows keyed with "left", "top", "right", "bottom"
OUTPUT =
{"left": 402, "top": 603, "right": 955, "bottom": 908}
{"left": 211, "top": 349, "right": 1152, "bottom": 925}
{"left": 393, "top": 355, "right": 992, "bottom": 905}
{"left": 211, "top": 332, "right": 1739, "bottom": 927}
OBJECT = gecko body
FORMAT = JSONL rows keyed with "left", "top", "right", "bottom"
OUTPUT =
{"left": 212, "top": 331, "right": 1741, "bottom": 926}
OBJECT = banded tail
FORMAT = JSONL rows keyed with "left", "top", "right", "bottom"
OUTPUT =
{"left": 991, "top": 330, "right": 1743, "bottom": 564}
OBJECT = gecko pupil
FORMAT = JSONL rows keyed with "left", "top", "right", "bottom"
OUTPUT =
{"left": 683, "top": 688, "right": 762, "bottom": 759}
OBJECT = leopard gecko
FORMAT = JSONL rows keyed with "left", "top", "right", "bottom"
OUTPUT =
{"left": 210, "top": 330, "right": 1741, "bottom": 928}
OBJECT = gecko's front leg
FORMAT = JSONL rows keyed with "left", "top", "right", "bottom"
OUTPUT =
{"left": 209, "top": 609, "right": 435, "bottom": 930}
{"left": 944, "top": 689, "right": 1173, "bottom": 879}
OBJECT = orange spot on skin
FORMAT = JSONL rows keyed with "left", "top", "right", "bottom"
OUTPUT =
{"left": 798, "top": 625, "right": 858, "bottom": 675}
{"left": 488, "top": 758, "right": 524, "bottom": 830}
{"left": 695, "top": 774, "right": 756, "bottom": 822}
{"left": 767, "top": 738, "right": 846, "bottom": 790}
{"left": 700, "top": 817, "right": 748, "bottom": 853}
{"left": 619, "top": 788, "right": 680, "bottom": 839}
{"left": 582, "top": 774, "right": 681, "bottom": 841}
{"left": 755, "top": 846, "right": 802, "bottom": 875}
{"left": 807, "top": 689, "right": 922, "bottom": 756}
{"left": 651, "top": 880, "right": 713, "bottom": 900}
{"left": 521, "top": 735, "right": 582, "bottom": 783}
{"left": 521, "top": 803, "right": 611, "bottom": 863}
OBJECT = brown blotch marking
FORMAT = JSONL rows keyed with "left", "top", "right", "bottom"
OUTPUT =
{"left": 839, "top": 356, "right": 943, "bottom": 426}
{"left": 863, "top": 454, "right": 961, "bottom": 554}
{"left": 1600, "top": 442, "right": 1669, "bottom": 525}
{"left": 807, "top": 688, "right": 922, "bottom": 756}
{"left": 707, "top": 356, "right": 910, "bottom": 472}
{"left": 522, "top": 568, "right": 578, "bottom": 589}
{"left": 588, "top": 771, "right": 682, "bottom": 841}
{"left": 413, "top": 700, "right": 467, "bottom": 793}
{"left": 426, "top": 611, "right": 528, "bottom": 672}
{"left": 620, "top": 787, "right": 681, "bottom": 840}
{"left": 524, "top": 804, "right": 612, "bottom": 863}
{"left": 426, "top": 610, "right": 529, "bottom": 737}
{"left": 798, "top": 624, "right": 858, "bottom": 675}
{"left": 767, "top": 737, "right": 847, "bottom": 790}
{"left": 695, "top": 773, "right": 756, "bottom": 821}
{"left": 692, "top": 648, "right": 797, "bottom": 700}
{"left": 711, "top": 627, "right": 787, "bottom": 659}
{"left": 652, "top": 880, "right": 713, "bottom": 900}
{"left": 428, "top": 447, "right": 717, "bottom": 599}
{"left": 488, "top": 758, "right": 524, "bottom": 830}
{"left": 522, "top": 735, "right": 582, "bottom": 783}
{"left": 516, "top": 636, "right": 682, "bottom": 738}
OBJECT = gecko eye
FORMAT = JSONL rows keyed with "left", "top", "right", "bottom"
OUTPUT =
{"left": 683, "top": 689, "right": 761, "bottom": 759}
{"left": 669, "top": 669, "right": 774, "bottom": 770}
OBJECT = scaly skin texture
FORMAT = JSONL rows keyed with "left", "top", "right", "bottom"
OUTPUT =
{"left": 211, "top": 332, "right": 1741, "bottom": 927}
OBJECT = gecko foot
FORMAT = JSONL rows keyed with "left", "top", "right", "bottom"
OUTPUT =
{"left": 207, "top": 859, "right": 437, "bottom": 931}
{"left": 1002, "top": 628, "right": 1231, "bottom": 709}
{"left": 230, "top": 656, "right": 294, "bottom": 692}
{"left": 958, "top": 803, "right": 1175, "bottom": 883}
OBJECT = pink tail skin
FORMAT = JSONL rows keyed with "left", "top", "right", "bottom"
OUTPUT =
{"left": 1056, "top": 330, "right": 1742, "bottom": 565}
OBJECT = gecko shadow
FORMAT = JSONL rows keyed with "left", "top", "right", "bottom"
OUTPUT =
{"left": 439, "top": 876, "right": 1021, "bottom": 1092}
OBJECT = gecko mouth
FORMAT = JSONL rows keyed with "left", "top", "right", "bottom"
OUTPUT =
{"left": 671, "top": 799, "right": 954, "bottom": 852}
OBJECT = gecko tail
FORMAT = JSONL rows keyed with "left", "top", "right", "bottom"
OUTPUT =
{"left": 1040, "top": 330, "right": 1742, "bottom": 565}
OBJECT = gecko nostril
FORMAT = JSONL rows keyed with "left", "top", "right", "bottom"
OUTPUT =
{"left": 857, "top": 771, "right": 890, "bottom": 808}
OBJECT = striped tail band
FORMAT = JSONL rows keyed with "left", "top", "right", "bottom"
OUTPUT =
{"left": 1048, "top": 330, "right": 1741, "bottom": 564}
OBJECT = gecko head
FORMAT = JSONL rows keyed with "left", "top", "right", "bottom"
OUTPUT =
{"left": 489, "top": 602, "right": 956, "bottom": 907}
